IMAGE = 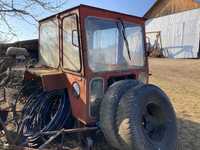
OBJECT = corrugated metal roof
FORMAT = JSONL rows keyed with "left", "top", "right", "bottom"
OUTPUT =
{"left": 144, "top": 0, "right": 200, "bottom": 18}
{"left": 144, "top": 0, "right": 163, "bottom": 17}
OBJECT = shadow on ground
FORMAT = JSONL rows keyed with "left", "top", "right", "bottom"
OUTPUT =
{"left": 177, "top": 118, "right": 200, "bottom": 150}
{"left": 0, "top": 118, "right": 199, "bottom": 150}
{"left": 92, "top": 117, "right": 200, "bottom": 150}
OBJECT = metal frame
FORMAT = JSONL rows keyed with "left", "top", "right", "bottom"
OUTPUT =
{"left": 88, "top": 77, "right": 104, "bottom": 118}
{"left": 26, "top": 5, "right": 148, "bottom": 124}
{"left": 83, "top": 16, "right": 146, "bottom": 73}
{"left": 146, "top": 31, "right": 163, "bottom": 56}
{"left": 38, "top": 17, "right": 60, "bottom": 69}
{"left": 38, "top": 127, "right": 98, "bottom": 149}
{"left": 61, "top": 13, "right": 82, "bottom": 73}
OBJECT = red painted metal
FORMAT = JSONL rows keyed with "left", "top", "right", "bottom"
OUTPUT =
{"left": 24, "top": 5, "right": 148, "bottom": 125}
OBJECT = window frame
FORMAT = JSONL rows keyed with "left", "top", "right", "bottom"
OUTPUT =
{"left": 84, "top": 16, "right": 145, "bottom": 73}
{"left": 61, "top": 13, "right": 82, "bottom": 73}
{"left": 39, "top": 17, "right": 60, "bottom": 68}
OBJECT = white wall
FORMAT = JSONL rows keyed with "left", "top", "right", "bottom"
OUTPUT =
{"left": 145, "top": 8, "right": 200, "bottom": 58}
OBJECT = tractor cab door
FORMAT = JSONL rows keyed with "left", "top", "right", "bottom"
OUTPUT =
{"left": 62, "top": 14, "right": 81, "bottom": 72}
{"left": 61, "top": 13, "right": 90, "bottom": 124}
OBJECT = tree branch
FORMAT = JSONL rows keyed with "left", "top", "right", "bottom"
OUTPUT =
{"left": 0, "top": 0, "right": 68, "bottom": 42}
{"left": 0, "top": 9, "right": 29, "bottom": 14}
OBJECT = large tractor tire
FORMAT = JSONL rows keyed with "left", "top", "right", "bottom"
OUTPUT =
{"left": 116, "top": 84, "right": 177, "bottom": 150}
{"left": 99, "top": 80, "right": 143, "bottom": 149}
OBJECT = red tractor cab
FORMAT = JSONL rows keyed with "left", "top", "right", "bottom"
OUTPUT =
{"left": 17, "top": 5, "right": 178, "bottom": 150}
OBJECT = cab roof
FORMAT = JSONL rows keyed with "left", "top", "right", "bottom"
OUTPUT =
{"left": 39, "top": 4, "right": 146, "bottom": 23}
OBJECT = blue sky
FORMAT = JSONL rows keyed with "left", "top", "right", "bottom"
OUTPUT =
{"left": 2, "top": 0, "right": 156, "bottom": 41}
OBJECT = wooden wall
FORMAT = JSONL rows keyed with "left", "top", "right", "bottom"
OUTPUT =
{"left": 145, "top": 0, "right": 200, "bottom": 18}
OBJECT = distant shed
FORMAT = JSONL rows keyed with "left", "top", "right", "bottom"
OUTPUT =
{"left": 145, "top": 0, "right": 200, "bottom": 58}
{"left": 0, "top": 39, "right": 38, "bottom": 59}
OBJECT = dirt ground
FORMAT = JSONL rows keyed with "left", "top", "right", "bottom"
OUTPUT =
{"left": 149, "top": 58, "right": 200, "bottom": 150}
{"left": 0, "top": 58, "right": 199, "bottom": 150}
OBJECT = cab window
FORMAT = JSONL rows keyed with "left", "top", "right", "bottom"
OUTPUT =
{"left": 63, "top": 14, "right": 81, "bottom": 72}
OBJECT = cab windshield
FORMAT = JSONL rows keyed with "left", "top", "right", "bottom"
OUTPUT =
{"left": 85, "top": 17, "right": 145, "bottom": 72}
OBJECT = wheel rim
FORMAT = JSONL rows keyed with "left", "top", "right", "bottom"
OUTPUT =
{"left": 142, "top": 102, "right": 166, "bottom": 142}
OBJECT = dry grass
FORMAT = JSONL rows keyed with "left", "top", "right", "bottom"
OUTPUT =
{"left": 149, "top": 58, "right": 200, "bottom": 150}
{"left": 0, "top": 58, "right": 200, "bottom": 150}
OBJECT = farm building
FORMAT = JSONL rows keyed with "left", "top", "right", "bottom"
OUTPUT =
{"left": 0, "top": 39, "right": 38, "bottom": 59}
{"left": 145, "top": 0, "right": 200, "bottom": 58}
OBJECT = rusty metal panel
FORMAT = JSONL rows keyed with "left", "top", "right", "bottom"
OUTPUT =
{"left": 41, "top": 72, "right": 67, "bottom": 91}
{"left": 34, "top": 5, "right": 147, "bottom": 125}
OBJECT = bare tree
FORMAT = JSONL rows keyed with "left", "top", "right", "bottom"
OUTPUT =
{"left": 0, "top": 0, "right": 68, "bottom": 42}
